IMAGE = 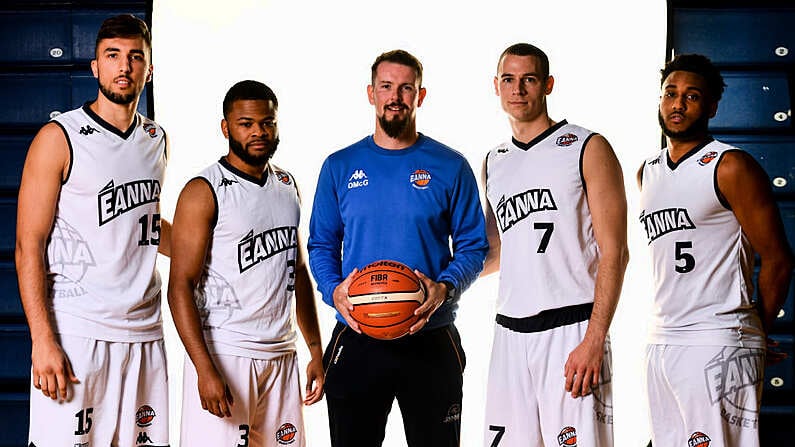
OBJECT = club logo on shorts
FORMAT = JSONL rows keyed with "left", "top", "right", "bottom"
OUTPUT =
{"left": 276, "top": 422, "right": 298, "bottom": 445}
{"left": 557, "top": 426, "right": 578, "bottom": 446}
{"left": 135, "top": 405, "right": 156, "bottom": 427}
{"left": 697, "top": 151, "right": 718, "bottom": 166}
{"left": 556, "top": 133, "right": 578, "bottom": 147}
{"left": 410, "top": 169, "right": 432, "bottom": 189}
{"left": 275, "top": 170, "right": 292, "bottom": 185}
{"left": 142, "top": 122, "right": 158, "bottom": 138}
{"left": 688, "top": 431, "right": 711, "bottom": 447}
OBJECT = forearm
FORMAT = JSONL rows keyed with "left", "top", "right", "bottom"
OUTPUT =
{"left": 757, "top": 254, "right": 794, "bottom": 334}
{"left": 167, "top": 280, "right": 215, "bottom": 372}
{"left": 16, "top": 242, "right": 57, "bottom": 343}
{"left": 157, "top": 218, "right": 172, "bottom": 257}
{"left": 293, "top": 268, "right": 323, "bottom": 359}
{"left": 585, "top": 247, "right": 629, "bottom": 341}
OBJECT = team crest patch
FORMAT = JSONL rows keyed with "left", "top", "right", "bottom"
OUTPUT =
{"left": 698, "top": 151, "right": 718, "bottom": 166}
{"left": 688, "top": 431, "right": 711, "bottom": 447}
{"left": 135, "top": 405, "right": 156, "bottom": 427}
{"left": 410, "top": 169, "right": 432, "bottom": 189}
{"left": 556, "top": 133, "right": 578, "bottom": 147}
{"left": 275, "top": 171, "right": 292, "bottom": 185}
{"left": 557, "top": 426, "right": 577, "bottom": 446}
{"left": 276, "top": 422, "right": 298, "bottom": 444}
{"left": 142, "top": 122, "right": 158, "bottom": 138}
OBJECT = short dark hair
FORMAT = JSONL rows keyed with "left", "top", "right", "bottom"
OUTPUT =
{"left": 222, "top": 80, "right": 278, "bottom": 118}
{"left": 498, "top": 43, "right": 550, "bottom": 79}
{"left": 661, "top": 54, "right": 726, "bottom": 102}
{"left": 371, "top": 50, "right": 423, "bottom": 86}
{"left": 95, "top": 14, "right": 152, "bottom": 57}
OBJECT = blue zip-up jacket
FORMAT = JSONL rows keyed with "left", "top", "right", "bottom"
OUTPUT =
{"left": 308, "top": 134, "right": 488, "bottom": 329}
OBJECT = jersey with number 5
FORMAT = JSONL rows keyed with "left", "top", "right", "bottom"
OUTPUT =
{"left": 639, "top": 139, "right": 764, "bottom": 348}
{"left": 47, "top": 104, "right": 167, "bottom": 342}
{"left": 485, "top": 121, "right": 598, "bottom": 318}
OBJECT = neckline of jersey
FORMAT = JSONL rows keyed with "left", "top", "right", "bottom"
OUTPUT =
{"left": 366, "top": 133, "right": 426, "bottom": 155}
{"left": 511, "top": 120, "right": 568, "bottom": 151}
{"left": 218, "top": 156, "right": 271, "bottom": 187}
{"left": 665, "top": 137, "right": 714, "bottom": 171}
{"left": 82, "top": 101, "right": 139, "bottom": 140}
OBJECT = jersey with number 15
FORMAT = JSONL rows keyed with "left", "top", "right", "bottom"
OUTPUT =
{"left": 46, "top": 104, "right": 167, "bottom": 343}
{"left": 485, "top": 121, "right": 598, "bottom": 318}
{"left": 639, "top": 139, "right": 764, "bottom": 348}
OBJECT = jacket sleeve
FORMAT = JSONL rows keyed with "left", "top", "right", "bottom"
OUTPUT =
{"left": 307, "top": 157, "right": 344, "bottom": 307}
{"left": 436, "top": 159, "right": 488, "bottom": 297}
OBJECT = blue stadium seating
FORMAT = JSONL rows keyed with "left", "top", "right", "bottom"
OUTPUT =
{"left": 714, "top": 135, "right": 795, "bottom": 198}
{"left": 0, "top": 134, "right": 31, "bottom": 192}
{"left": 764, "top": 334, "right": 793, "bottom": 393}
{"left": 673, "top": 8, "right": 795, "bottom": 65}
{"left": 0, "top": 200, "right": 16, "bottom": 258}
{"left": 710, "top": 71, "right": 791, "bottom": 132}
{"left": 0, "top": 324, "right": 30, "bottom": 382}
{"left": 0, "top": 263, "right": 21, "bottom": 320}
{"left": 0, "top": 393, "right": 28, "bottom": 447}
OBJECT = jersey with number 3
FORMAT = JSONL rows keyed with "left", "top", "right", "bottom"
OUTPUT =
{"left": 195, "top": 159, "right": 300, "bottom": 359}
{"left": 485, "top": 121, "right": 598, "bottom": 318}
{"left": 639, "top": 140, "right": 764, "bottom": 348}
{"left": 47, "top": 104, "right": 167, "bottom": 342}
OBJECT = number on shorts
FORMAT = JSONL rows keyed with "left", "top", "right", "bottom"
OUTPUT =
{"left": 238, "top": 424, "right": 250, "bottom": 447}
{"left": 74, "top": 407, "right": 93, "bottom": 435}
{"left": 489, "top": 425, "right": 506, "bottom": 446}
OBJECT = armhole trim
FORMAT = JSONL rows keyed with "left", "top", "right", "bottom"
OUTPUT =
{"left": 52, "top": 121, "right": 74, "bottom": 185}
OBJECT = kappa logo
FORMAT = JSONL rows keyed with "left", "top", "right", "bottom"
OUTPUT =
{"left": 135, "top": 405, "right": 156, "bottom": 427}
{"left": 79, "top": 125, "right": 99, "bottom": 136}
{"left": 348, "top": 169, "right": 369, "bottom": 189}
{"left": 496, "top": 144, "right": 510, "bottom": 154}
{"left": 556, "top": 133, "right": 578, "bottom": 147}
{"left": 698, "top": 151, "right": 718, "bottom": 166}
{"left": 219, "top": 177, "right": 238, "bottom": 187}
{"left": 276, "top": 422, "right": 298, "bottom": 445}
{"left": 688, "top": 431, "right": 711, "bottom": 447}
{"left": 557, "top": 426, "right": 578, "bottom": 446}
{"left": 648, "top": 156, "right": 661, "bottom": 166}
{"left": 410, "top": 169, "right": 432, "bottom": 189}
{"left": 142, "top": 122, "right": 158, "bottom": 138}
{"left": 275, "top": 170, "right": 292, "bottom": 185}
{"left": 136, "top": 431, "right": 153, "bottom": 444}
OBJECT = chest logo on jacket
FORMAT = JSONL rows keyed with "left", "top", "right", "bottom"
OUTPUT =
{"left": 639, "top": 208, "right": 696, "bottom": 244}
{"left": 495, "top": 188, "right": 557, "bottom": 232}
{"left": 347, "top": 169, "right": 369, "bottom": 189}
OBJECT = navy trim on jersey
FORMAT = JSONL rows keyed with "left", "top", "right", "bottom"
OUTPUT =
{"left": 194, "top": 176, "right": 219, "bottom": 229}
{"left": 52, "top": 121, "right": 74, "bottom": 185}
{"left": 162, "top": 128, "right": 169, "bottom": 161}
{"left": 714, "top": 149, "right": 740, "bottom": 211}
{"left": 81, "top": 101, "right": 139, "bottom": 140}
{"left": 638, "top": 161, "right": 645, "bottom": 187}
{"left": 496, "top": 302, "right": 593, "bottom": 333}
{"left": 218, "top": 156, "right": 269, "bottom": 187}
{"left": 579, "top": 133, "right": 596, "bottom": 196}
{"left": 511, "top": 120, "right": 568, "bottom": 150}
{"left": 665, "top": 137, "right": 714, "bottom": 171}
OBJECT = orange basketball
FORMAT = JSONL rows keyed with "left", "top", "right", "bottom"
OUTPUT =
{"left": 347, "top": 260, "right": 426, "bottom": 340}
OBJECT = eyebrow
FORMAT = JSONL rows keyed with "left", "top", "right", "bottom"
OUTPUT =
{"left": 664, "top": 84, "right": 704, "bottom": 93}
{"left": 103, "top": 47, "right": 146, "bottom": 56}
{"left": 500, "top": 73, "right": 539, "bottom": 79}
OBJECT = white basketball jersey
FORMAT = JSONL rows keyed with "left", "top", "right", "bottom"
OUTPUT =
{"left": 47, "top": 104, "right": 166, "bottom": 342}
{"left": 196, "top": 159, "right": 300, "bottom": 359}
{"left": 485, "top": 121, "right": 599, "bottom": 318}
{"left": 639, "top": 139, "right": 764, "bottom": 347}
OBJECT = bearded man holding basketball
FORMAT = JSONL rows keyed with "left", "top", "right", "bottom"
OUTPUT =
{"left": 308, "top": 49, "right": 488, "bottom": 447}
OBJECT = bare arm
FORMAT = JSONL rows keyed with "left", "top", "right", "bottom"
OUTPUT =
{"left": 167, "top": 178, "right": 233, "bottom": 418}
{"left": 564, "top": 135, "right": 629, "bottom": 398}
{"left": 157, "top": 218, "right": 171, "bottom": 257}
{"left": 717, "top": 151, "right": 794, "bottom": 335}
{"left": 480, "top": 156, "right": 501, "bottom": 277}
{"left": 15, "top": 122, "right": 78, "bottom": 401}
{"left": 293, "top": 236, "right": 324, "bottom": 405}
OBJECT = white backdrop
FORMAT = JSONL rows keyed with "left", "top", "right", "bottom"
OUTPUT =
{"left": 152, "top": 1, "right": 666, "bottom": 445}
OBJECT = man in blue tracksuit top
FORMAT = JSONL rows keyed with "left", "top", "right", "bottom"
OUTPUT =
{"left": 308, "top": 49, "right": 488, "bottom": 447}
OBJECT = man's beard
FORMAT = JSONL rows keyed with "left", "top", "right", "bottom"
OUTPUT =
{"left": 379, "top": 106, "right": 411, "bottom": 139}
{"left": 658, "top": 110, "right": 709, "bottom": 140}
{"left": 229, "top": 134, "right": 279, "bottom": 166}
{"left": 98, "top": 78, "right": 138, "bottom": 105}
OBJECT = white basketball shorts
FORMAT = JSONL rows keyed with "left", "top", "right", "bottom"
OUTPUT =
{"left": 645, "top": 344, "right": 764, "bottom": 447}
{"left": 28, "top": 334, "right": 169, "bottom": 447}
{"left": 484, "top": 321, "right": 613, "bottom": 447}
{"left": 180, "top": 351, "right": 305, "bottom": 447}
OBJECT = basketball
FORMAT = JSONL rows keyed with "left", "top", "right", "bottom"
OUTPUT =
{"left": 347, "top": 260, "right": 426, "bottom": 340}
